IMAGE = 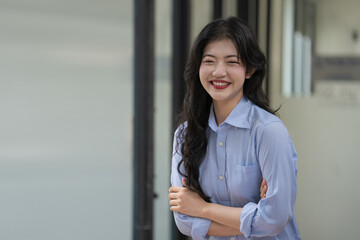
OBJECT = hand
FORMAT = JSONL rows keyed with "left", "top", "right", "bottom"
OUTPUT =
{"left": 260, "top": 179, "right": 267, "bottom": 199}
{"left": 168, "top": 178, "right": 207, "bottom": 217}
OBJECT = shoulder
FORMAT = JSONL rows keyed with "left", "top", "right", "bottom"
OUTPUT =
{"left": 173, "top": 121, "right": 188, "bottom": 147}
{"left": 249, "top": 103, "right": 281, "bottom": 126}
{"left": 248, "top": 103, "right": 290, "bottom": 140}
{"left": 174, "top": 121, "right": 187, "bottom": 138}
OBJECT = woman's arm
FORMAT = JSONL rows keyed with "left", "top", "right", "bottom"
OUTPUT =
{"left": 169, "top": 178, "right": 268, "bottom": 236}
{"left": 207, "top": 222, "right": 241, "bottom": 236}
{"left": 171, "top": 127, "right": 216, "bottom": 239}
{"left": 205, "top": 180, "right": 267, "bottom": 232}
{"left": 240, "top": 122, "right": 298, "bottom": 238}
{"left": 169, "top": 184, "right": 243, "bottom": 236}
{"left": 169, "top": 184, "right": 243, "bottom": 232}
{"left": 202, "top": 202, "right": 243, "bottom": 231}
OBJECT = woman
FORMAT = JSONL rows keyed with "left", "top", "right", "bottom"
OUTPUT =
{"left": 168, "top": 17, "right": 300, "bottom": 239}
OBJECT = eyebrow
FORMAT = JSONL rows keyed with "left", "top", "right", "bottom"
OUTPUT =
{"left": 202, "top": 54, "right": 239, "bottom": 59}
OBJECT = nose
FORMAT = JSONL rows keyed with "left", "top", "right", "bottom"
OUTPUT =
{"left": 212, "top": 63, "right": 226, "bottom": 78}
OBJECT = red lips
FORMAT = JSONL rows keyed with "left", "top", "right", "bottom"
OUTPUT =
{"left": 211, "top": 80, "right": 230, "bottom": 89}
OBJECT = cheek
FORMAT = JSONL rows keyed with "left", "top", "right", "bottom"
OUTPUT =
{"left": 229, "top": 69, "right": 246, "bottom": 82}
{"left": 231, "top": 67, "right": 246, "bottom": 76}
{"left": 199, "top": 65, "right": 205, "bottom": 79}
{"left": 199, "top": 66, "right": 208, "bottom": 85}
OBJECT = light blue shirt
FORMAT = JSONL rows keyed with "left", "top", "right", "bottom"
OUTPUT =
{"left": 171, "top": 97, "right": 301, "bottom": 240}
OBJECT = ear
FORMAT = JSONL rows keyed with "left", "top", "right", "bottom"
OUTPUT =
{"left": 245, "top": 68, "right": 256, "bottom": 79}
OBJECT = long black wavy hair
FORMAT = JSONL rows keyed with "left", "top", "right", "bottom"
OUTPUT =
{"left": 176, "top": 17, "right": 278, "bottom": 202}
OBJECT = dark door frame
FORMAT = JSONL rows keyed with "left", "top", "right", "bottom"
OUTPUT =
{"left": 133, "top": 0, "right": 155, "bottom": 240}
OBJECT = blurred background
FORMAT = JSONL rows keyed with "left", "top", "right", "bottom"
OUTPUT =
{"left": 0, "top": 0, "right": 359, "bottom": 240}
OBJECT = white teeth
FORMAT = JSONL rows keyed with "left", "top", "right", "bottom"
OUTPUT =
{"left": 212, "top": 81, "right": 229, "bottom": 86}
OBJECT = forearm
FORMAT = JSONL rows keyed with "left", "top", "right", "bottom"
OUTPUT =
{"left": 202, "top": 203, "right": 243, "bottom": 233}
{"left": 207, "top": 221, "right": 242, "bottom": 236}
{"left": 169, "top": 181, "right": 244, "bottom": 236}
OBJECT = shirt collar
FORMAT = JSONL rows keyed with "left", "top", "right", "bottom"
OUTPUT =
{"left": 208, "top": 97, "right": 252, "bottom": 131}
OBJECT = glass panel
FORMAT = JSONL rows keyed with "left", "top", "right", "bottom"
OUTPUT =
{"left": 154, "top": 0, "right": 172, "bottom": 239}
{"left": 282, "top": 0, "right": 295, "bottom": 97}
{"left": 223, "top": 0, "right": 237, "bottom": 18}
{"left": 0, "top": 1, "right": 133, "bottom": 239}
{"left": 282, "top": 0, "right": 315, "bottom": 97}
{"left": 191, "top": 0, "right": 212, "bottom": 41}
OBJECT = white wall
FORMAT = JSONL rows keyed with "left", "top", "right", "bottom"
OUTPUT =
{"left": 270, "top": 1, "right": 360, "bottom": 239}
{"left": 314, "top": 0, "right": 360, "bottom": 56}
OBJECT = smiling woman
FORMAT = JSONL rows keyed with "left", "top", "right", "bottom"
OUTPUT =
{"left": 169, "top": 17, "right": 301, "bottom": 240}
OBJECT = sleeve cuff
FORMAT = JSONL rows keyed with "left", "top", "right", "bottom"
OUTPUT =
{"left": 240, "top": 202, "right": 258, "bottom": 238}
{"left": 191, "top": 217, "right": 211, "bottom": 240}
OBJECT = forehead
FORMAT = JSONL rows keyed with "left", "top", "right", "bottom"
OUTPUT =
{"left": 203, "top": 38, "right": 238, "bottom": 56}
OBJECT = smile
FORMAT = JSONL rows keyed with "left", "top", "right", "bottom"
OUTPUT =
{"left": 211, "top": 80, "right": 230, "bottom": 89}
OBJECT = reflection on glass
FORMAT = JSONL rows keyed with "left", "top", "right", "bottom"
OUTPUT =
{"left": 282, "top": 0, "right": 315, "bottom": 97}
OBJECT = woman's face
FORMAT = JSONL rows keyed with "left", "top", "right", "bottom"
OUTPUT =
{"left": 199, "top": 38, "right": 250, "bottom": 108}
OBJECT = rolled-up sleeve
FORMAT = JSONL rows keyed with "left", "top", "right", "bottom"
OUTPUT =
{"left": 171, "top": 127, "right": 211, "bottom": 240}
{"left": 240, "top": 121, "right": 298, "bottom": 238}
{"left": 173, "top": 212, "right": 211, "bottom": 239}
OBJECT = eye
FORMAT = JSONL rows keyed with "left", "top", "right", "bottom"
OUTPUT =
{"left": 228, "top": 61, "right": 240, "bottom": 64}
{"left": 203, "top": 59, "right": 214, "bottom": 63}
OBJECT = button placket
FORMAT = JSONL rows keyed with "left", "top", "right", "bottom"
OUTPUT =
{"left": 216, "top": 131, "right": 228, "bottom": 200}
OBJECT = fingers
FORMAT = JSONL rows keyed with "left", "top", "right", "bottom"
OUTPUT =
{"left": 260, "top": 179, "right": 266, "bottom": 192}
{"left": 168, "top": 185, "right": 188, "bottom": 205}
{"left": 169, "top": 199, "right": 179, "bottom": 206}
{"left": 169, "top": 193, "right": 181, "bottom": 212}
{"left": 169, "top": 205, "right": 180, "bottom": 212}
{"left": 168, "top": 192, "right": 177, "bottom": 200}
{"left": 169, "top": 185, "right": 183, "bottom": 193}
{"left": 168, "top": 186, "right": 185, "bottom": 211}
{"left": 260, "top": 184, "right": 267, "bottom": 199}
{"left": 260, "top": 179, "right": 267, "bottom": 199}
{"left": 169, "top": 199, "right": 180, "bottom": 212}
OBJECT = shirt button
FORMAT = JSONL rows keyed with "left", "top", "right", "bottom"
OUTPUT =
{"left": 219, "top": 141, "right": 223, "bottom": 146}
{"left": 219, "top": 175, "right": 224, "bottom": 180}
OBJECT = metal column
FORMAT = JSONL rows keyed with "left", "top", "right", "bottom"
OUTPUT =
{"left": 133, "top": 0, "right": 155, "bottom": 239}
{"left": 172, "top": 0, "right": 190, "bottom": 131}
{"left": 213, "top": 0, "right": 223, "bottom": 20}
{"left": 237, "top": 0, "right": 259, "bottom": 36}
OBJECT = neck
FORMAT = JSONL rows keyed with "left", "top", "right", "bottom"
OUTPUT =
{"left": 213, "top": 96, "right": 243, "bottom": 126}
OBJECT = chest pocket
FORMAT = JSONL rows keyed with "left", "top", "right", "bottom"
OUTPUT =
{"left": 228, "top": 164, "right": 262, "bottom": 206}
